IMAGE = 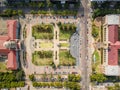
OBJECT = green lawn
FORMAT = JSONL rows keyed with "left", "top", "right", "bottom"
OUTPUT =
{"left": 58, "top": 23, "right": 76, "bottom": 40}
{"left": 39, "top": 42, "right": 53, "bottom": 48}
{"left": 59, "top": 50, "right": 75, "bottom": 66}
{"left": 32, "top": 24, "right": 53, "bottom": 39}
{"left": 92, "top": 50, "right": 101, "bottom": 73}
{"left": 60, "top": 43, "right": 69, "bottom": 47}
{"left": 33, "top": 33, "right": 53, "bottom": 40}
{"left": 93, "top": 50, "right": 100, "bottom": 63}
{"left": 32, "top": 51, "right": 53, "bottom": 66}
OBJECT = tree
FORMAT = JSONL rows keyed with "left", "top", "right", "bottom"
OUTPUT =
{"left": 107, "top": 86, "right": 115, "bottom": 90}
{"left": 114, "top": 83, "right": 120, "bottom": 90}
{"left": 54, "top": 82, "right": 63, "bottom": 88}
{"left": 18, "top": 10, "right": 23, "bottom": 15}
{"left": 38, "top": 2, "right": 45, "bottom": 8}
{"left": 90, "top": 74, "right": 107, "bottom": 83}
{"left": 46, "top": 0, "right": 52, "bottom": 8}
{"left": 92, "top": 24, "right": 99, "bottom": 38}
{"left": 33, "top": 82, "right": 38, "bottom": 87}
{"left": 12, "top": 10, "right": 17, "bottom": 15}
{"left": 30, "top": 10, "right": 36, "bottom": 14}
{"left": 16, "top": 70, "right": 24, "bottom": 81}
{"left": 4, "top": 9, "right": 12, "bottom": 16}
{"left": 50, "top": 62, "right": 56, "bottom": 69}
{"left": 68, "top": 74, "right": 81, "bottom": 82}
{"left": 29, "top": 74, "right": 35, "bottom": 81}
{"left": 57, "top": 75, "right": 62, "bottom": 82}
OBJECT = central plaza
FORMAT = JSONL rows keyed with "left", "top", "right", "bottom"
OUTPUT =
{"left": 21, "top": 15, "right": 81, "bottom": 75}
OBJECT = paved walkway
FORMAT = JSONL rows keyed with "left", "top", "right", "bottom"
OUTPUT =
{"left": 53, "top": 24, "right": 59, "bottom": 66}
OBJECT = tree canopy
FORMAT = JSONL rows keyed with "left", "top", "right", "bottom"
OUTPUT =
{"left": 90, "top": 73, "right": 107, "bottom": 83}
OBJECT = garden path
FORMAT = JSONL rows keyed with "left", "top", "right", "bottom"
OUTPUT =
{"left": 53, "top": 23, "right": 60, "bottom": 67}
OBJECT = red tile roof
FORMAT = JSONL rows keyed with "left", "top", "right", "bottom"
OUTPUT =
{"left": 108, "top": 45, "right": 118, "bottom": 65}
{"left": 108, "top": 25, "right": 118, "bottom": 43}
{"left": 7, "top": 20, "right": 17, "bottom": 39}
{"left": 7, "top": 51, "right": 17, "bottom": 70}
{"left": 108, "top": 25, "right": 120, "bottom": 65}
{"left": 0, "top": 36, "right": 9, "bottom": 40}
{"left": 0, "top": 20, "right": 17, "bottom": 70}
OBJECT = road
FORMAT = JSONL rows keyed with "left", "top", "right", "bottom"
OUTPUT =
{"left": 79, "top": 0, "right": 91, "bottom": 90}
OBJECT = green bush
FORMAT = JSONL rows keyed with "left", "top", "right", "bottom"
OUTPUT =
{"left": 64, "top": 82, "right": 81, "bottom": 90}
{"left": 29, "top": 74, "right": 35, "bottom": 81}
{"left": 90, "top": 73, "right": 107, "bottom": 83}
{"left": 0, "top": 82, "right": 25, "bottom": 88}
{"left": 68, "top": 74, "right": 81, "bottom": 82}
{"left": 92, "top": 9, "right": 120, "bottom": 19}
{"left": 0, "top": 9, "right": 24, "bottom": 17}
{"left": 92, "top": 24, "right": 99, "bottom": 39}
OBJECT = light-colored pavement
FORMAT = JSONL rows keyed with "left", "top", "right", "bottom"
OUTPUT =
{"left": 53, "top": 24, "right": 59, "bottom": 66}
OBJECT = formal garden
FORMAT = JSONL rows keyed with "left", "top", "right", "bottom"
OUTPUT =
{"left": 57, "top": 22, "right": 76, "bottom": 40}
{"left": 32, "top": 24, "right": 53, "bottom": 40}
{"left": 32, "top": 51, "right": 53, "bottom": 66}
{"left": 59, "top": 50, "right": 76, "bottom": 66}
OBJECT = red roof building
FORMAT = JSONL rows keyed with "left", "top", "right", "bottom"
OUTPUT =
{"left": 108, "top": 25, "right": 119, "bottom": 65}
{"left": 0, "top": 20, "right": 19, "bottom": 70}
{"left": 103, "top": 15, "right": 120, "bottom": 76}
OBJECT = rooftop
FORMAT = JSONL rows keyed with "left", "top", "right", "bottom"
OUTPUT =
{"left": 106, "top": 15, "right": 119, "bottom": 25}
{"left": 105, "top": 65, "right": 120, "bottom": 76}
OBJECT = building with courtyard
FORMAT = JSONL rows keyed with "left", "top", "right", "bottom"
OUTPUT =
{"left": 0, "top": 20, "right": 21, "bottom": 70}
{"left": 102, "top": 15, "right": 120, "bottom": 76}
